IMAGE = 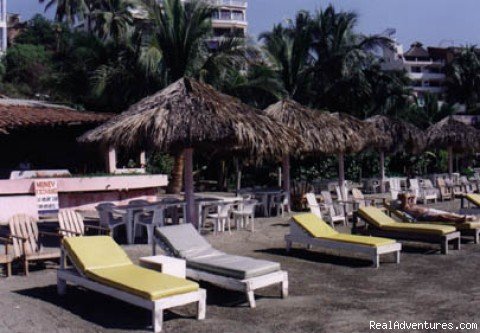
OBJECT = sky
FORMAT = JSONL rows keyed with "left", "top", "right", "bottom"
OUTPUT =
{"left": 9, "top": 0, "right": 480, "bottom": 48}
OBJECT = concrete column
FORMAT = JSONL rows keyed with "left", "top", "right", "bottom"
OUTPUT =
{"left": 140, "top": 151, "right": 147, "bottom": 168}
{"left": 448, "top": 146, "right": 453, "bottom": 175}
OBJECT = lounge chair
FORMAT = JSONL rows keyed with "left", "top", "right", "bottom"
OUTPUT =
{"left": 58, "top": 209, "right": 109, "bottom": 237}
{"left": 436, "top": 178, "right": 453, "bottom": 201}
{"left": 9, "top": 214, "right": 61, "bottom": 275}
{"left": 461, "top": 193, "right": 480, "bottom": 210}
{"left": 285, "top": 214, "right": 401, "bottom": 268}
{"left": 409, "top": 179, "right": 437, "bottom": 204}
{"left": 57, "top": 236, "right": 206, "bottom": 332}
{"left": 154, "top": 224, "right": 288, "bottom": 308}
{"left": 354, "top": 206, "right": 461, "bottom": 254}
{"left": 0, "top": 236, "right": 13, "bottom": 277}
{"left": 384, "top": 203, "right": 480, "bottom": 244}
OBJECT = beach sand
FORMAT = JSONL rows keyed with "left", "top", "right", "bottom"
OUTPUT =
{"left": 1, "top": 198, "right": 480, "bottom": 332}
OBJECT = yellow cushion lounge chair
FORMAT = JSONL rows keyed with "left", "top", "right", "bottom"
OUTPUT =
{"left": 57, "top": 236, "right": 206, "bottom": 332}
{"left": 385, "top": 203, "right": 480, "bottom": 244}
{"left": 285, "top": 214, "right": 401, "bottom": 268}
{"left": 461, "top": 194, "right": 480, "bottom": 209}
{"left": 355, "top": 206, "right": 461, "bottom": 254}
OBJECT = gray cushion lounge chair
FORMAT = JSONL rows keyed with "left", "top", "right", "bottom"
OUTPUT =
{"left": 154, "top": 224, "right": 288, "bottom": 308}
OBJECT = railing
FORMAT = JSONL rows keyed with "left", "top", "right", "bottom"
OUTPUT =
{"left": 209, "top": 0, "right": 247, "bottom": 7}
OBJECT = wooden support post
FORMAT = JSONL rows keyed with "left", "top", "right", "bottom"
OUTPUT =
{"left": 281, "top": 155, "right": 291, "bottom": 211}
{"left": 234, "top": 158, "right": 242, "bottom": 193}
{"left": 380, "top": 151, "right": 386, "bottom": 193}
{"left": 184, "top": 148, "right": 196, "bottom": 226}
{"left": 338, "top": 153, "right": 346, "bottom": 200}
{"left": 448, "top": 146, "right": 453, "bottom": 176}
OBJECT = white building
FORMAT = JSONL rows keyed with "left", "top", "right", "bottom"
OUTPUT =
{"left": 381, "top": 41, "right": 446, "bottom": 101}
{"left": 209, "top": 0, "right": 248, "bottom": 38}
{"left": 0, "top": 0, "right": 7, "bottom": 53}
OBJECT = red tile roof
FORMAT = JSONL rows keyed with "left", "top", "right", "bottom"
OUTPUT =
{"left": 0, "top": 100, "right": 112, "bottom": 134}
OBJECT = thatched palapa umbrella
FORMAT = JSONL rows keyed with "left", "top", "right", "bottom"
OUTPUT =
{"left": 79, "top": 78, "right": 296, "bottom": 225}
{"left": 366, "top": 115, "right": 426, "bottom": 192}
{"left": 331, "top": 112, "right": 387, "bottom": 199}
{"left": 264, "top": 99, "right": 364, "bottom": 205}
{"left": 426, "top": 116, "right": 480, "bottom": 175}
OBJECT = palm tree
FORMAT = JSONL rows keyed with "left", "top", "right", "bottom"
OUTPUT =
{"left": 39, "top": 0, "right": 88, "bottom": 25}
{"left": 91, "top": 0, "right": 138, "bottom": 43}
{"left": 445, "top": 46, "right": 480, "bottom": 112}
{"left": 309, "top": 5, "right": 394, "bottom": 113}
{"left": 258, "top": 10, "right": 313, "bottom": 100}
{"left": 118, "top": 0, "right": 247, "bottom": 193}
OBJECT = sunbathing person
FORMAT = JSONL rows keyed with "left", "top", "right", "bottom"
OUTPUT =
{"left": 398, "top": 193, "right": 475, "bottom": 224}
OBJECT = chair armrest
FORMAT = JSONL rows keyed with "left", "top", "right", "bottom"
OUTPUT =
{"left": 84, "top": 224, "right": 110, "bottom": 232}
{"left": 58, "top": 228, "right": 83, "bottom": 236}
{"left": 10, "top": 234, "right": 27, "bottom": 242}
{"left": 39, "top": 230, "right": 63, "bottom": 238}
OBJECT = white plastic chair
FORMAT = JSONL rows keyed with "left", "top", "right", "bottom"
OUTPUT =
{"left": 208, "top": 203, "right": 233, "bottom": 234}
{"left": 95, "top": 203, "right": 126, "bottom": 238}
{"left": 133, "top": 205, "right": 165, "bottom": 245}
{"left": 270, "top": 192, "right": 288, "bottom": 217}
{"left": 231, "top": 199, "right": 257, "bottom": 232}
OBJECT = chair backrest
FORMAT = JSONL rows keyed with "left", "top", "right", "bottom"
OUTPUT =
{"left": 389, "top": 178, "right": 401, "bottom": 191}
{"left": 96, "top": 203, "right": 116, "bottom": 227}
{"left": 242, "top": 200, "right": 257, "bottom": 214}
{"left": 351, "top": 188, "right": 365, "bottom": 201}
{"left": 155, "top": 224, "right": 213, "bottom": 259}
{"left": 217, "top": 203, "right": 232, "bottom": 217}
{"left": 320, "top": 191, "right": 333, "bottom": 205}
{"left": 8, "top": 214, "right": 40, "bottom": 257}
{"left": 437, "top": 177, "right": 446, "bottom": 187}
{"left": 58, "top": 209, "right": 85, "bottom": 237}
{"left": 409, "top": 179, "right": 419, "bottom": 190}
{"left": 423, "top": 179, "right": 434, "bottom": 188}
{"left": 305, "top": 193, "right": 322, "bottom": 218}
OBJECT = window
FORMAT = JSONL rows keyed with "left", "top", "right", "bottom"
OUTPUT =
{"left": 411, "top": 66, "right": 422, "bottom": 73}
{"left": 220, "top": 10, "right": 231, "bottom": 20}
{"left": 231, "top": 11, "right": 244, "bottom": 21}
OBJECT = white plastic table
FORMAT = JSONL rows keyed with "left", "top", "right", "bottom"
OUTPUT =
{"left": 139, "top": 255, "right": 186, "bottom": 278}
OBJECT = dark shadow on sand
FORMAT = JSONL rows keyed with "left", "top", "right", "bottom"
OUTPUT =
{"left": 15, "top": 285, "right": 193, "bottom": 331}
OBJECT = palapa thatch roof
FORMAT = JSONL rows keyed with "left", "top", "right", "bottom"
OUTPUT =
{"left": 79, "top": 78, "right": 297, "bottom": 157}
{"left": 426, "top": 116, "right": 480, "bottom": 153}
{"left": 331, "top": 112, "right": 388, "bottom": 154}
{"left": 366, "top": 115, "right": 426, "bottom": 154}
{"left": 0, "top": 99, "right": 112, "bottom": 134}
{"left": 264, "top": 99, "right": 364, "bottom": 155}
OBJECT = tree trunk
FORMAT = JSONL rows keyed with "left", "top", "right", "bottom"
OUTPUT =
{"left": 167, "top": 150, "right": 185, "bottom": 194}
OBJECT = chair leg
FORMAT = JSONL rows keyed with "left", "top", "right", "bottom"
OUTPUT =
{"left": 281, "top": 273, "right": 289, "bottom": 298}
{"left": 197, "top": 290, "right": 206, "bottom": 320}
{"left": 152, "top": 304, "right": 163, "bottom": 333}
{"left": 6, "top": 262, "right": 11, "bottom": 277}
{"left": 251, "top": 215, "right": 255, "bottom": 232}
{"left": 24, "top": 257, "right": 29, "bottom": 276}
{"left": 146, "top": 225, "right": 153, "bottom": 245}
{"left": 246, "top": 290, "right": 256, "bottom": 308}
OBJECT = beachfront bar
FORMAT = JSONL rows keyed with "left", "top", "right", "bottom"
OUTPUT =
{"left": 0, "top": 99, "right": 168, "bottom": 221}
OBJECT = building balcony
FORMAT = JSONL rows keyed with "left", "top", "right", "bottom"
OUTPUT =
{"left": 212, "top": 18, "right": 248, "bottom": 27}
{"left": 404, "top": 59, "right": 445, "bottom": 66}
{"left": 208, "top": 0, "right": 247, "bottom": 8}
{"left": 408, "top": 72, "right": 446, "bottom": 81}
{"left": 410, "top": 86, "right": 445, "bottom": 94}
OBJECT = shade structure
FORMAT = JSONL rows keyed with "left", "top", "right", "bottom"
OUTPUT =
{"left": 264, "top": 99, "right": 364, "bottom": 206}
{"left": 331, "top": 113, "right": 388, "bottom": 199}
{"left": 366, "top": 115, "right": 426, "bottom": 191}
{"left": 426, "top": 116, "right": 480, "bottom": 175}
{"left": 79, "top": 77, "right": 297, "bottom": 225}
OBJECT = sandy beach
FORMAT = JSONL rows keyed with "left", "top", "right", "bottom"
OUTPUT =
{"left": 1, "top": 199, "right": 480, "bottom": 333}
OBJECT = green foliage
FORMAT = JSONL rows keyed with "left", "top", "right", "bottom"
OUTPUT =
{"left": 5, "top": 44, "right": 53, "bottom": 95}
{"left": 146, "top": 153, "right": 174, "bottom": 175}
